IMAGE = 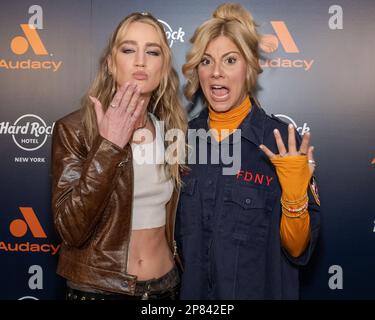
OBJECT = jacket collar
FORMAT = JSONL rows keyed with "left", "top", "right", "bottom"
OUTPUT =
{"left": 239, "top": 98, "right": 266, "bottom": 146}
{"left": 193, "top": 97, "right": 266, "bottom": 146}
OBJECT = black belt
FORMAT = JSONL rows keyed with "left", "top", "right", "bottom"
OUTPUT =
{"left": 66, "top": 286, "right": 179, "bottom": 300}
{"left": 134, "top": 265, "right": 180, "bottom": 296}
{"left": 67, "top": 266, "right": 180, "bottom": 300}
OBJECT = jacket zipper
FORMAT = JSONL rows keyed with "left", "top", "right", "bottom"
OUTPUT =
{"left": 124, "top": 152, "right": 134, "bottom": 275}
{"left": 171, "top": 190, "right": 180, "bottom": 258}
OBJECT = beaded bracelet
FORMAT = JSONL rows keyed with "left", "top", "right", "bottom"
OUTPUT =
{"left": 281, "top": 206, "right": 308, "bottom": 218}
{"left": 281, "top": 198, "right": 309, "bottom": 218}
{"left": 280, "top": 193, "right": 308, "bottom": 205}
{"left": 281, "top": 197, "right": 308, "bottom": 212}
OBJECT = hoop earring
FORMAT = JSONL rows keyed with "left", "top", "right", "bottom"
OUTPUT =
{"left": 105, "top": 63, "right": 110, "bottom": 75}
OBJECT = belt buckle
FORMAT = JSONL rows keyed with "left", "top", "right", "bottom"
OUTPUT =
{"left": 141, "top": 282, "right": 151, "bottom": 300}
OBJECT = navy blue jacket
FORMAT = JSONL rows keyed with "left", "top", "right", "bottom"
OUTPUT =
{"left": 175, "top": 101, "right": 320, "bottom": 299}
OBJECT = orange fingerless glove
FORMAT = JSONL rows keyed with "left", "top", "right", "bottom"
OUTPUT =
{"left": 270, "top": 155, "right": 311, "bottom": 201}
{"left": 270, "top": 155, "right": 312, "bottom": 257}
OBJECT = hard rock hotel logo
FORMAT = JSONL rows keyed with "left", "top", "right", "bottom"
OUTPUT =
{"left": 0, "top": 114, "right": 55, "bottom": 152}
{"left": 158, "top": 19, "right": 185, "bottom": 47}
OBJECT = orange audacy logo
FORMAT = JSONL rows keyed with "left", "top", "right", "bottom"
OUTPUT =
{"left": 259, "top": 20, "right": 314, "bottom": 71}
{"left": 10, "top": 24, "right": 48, "bottom": 55}
{"left": 372, "top": 158, "right": 375, "bottom": 165}
{"left": 0, "top": 207, "right": 60, "bottom": 255}
{"left": 9, "top": 207, "right": 47, "bottom": 238}
{"left": 260, "top": 21, "right": 299, "bottom": 54}
{"left": 0, "top": 23, "right": 62, "bottom": 72}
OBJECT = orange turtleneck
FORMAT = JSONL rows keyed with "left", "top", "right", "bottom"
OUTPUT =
{"left": 208, "top": 96, "right": 251, "bottom": 142}
{"left": 208, "top": 96, "right": 310, "bottom": 258}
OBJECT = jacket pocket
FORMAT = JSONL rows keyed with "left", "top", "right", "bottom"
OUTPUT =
{"left": 223, "top": 185, "right": 276, "bottom": 242}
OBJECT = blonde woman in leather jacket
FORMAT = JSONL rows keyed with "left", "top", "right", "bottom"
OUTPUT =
{"left": 51, "top": 12, "right": 187, "bottom": 300}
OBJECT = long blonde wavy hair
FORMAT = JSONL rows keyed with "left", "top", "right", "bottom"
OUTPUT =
{"left": 81, "top": 12, "right": 187, "bottom": 187}
{"left": 182, "top": 3, "right": 262, "bottom": 102}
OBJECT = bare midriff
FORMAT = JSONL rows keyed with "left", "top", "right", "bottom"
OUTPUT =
{"left": 127, "top": 225, "right": 174, "bottom": 280}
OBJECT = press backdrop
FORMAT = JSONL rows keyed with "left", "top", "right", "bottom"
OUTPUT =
{"left": 0, "top": 0, "right": 374, "bottom": 300}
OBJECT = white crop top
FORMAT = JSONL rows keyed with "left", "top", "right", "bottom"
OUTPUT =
{"left": 130, "top": 113, "right": 173, "bottom": 230}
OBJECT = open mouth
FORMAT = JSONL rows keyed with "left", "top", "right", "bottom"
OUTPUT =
{"left": 210, "top": 85, "right": 230, "bottom": 99}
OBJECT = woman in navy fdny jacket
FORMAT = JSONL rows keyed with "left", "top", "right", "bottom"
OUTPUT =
{"left": 175, "top": 3, "right": 320, "bottom": 299}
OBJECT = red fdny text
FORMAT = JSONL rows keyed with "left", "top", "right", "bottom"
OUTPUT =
{"left": 236, "top": 170, "right": 274, "bottom": 186}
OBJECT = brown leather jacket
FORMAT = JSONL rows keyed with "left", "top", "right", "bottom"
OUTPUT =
{"left": 51, "top": 110, "right": 180, "bottom": 295}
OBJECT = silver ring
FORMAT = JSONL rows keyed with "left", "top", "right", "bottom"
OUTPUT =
{"left": 308, "top": 159, "right": 316, "bottom": 165}
{"left": 110, "top": 103, "right": 117, "bottom": 108}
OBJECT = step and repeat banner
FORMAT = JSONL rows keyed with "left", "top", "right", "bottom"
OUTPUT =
{"left": 0, "top": 0, "right": 374, "bottom": 300}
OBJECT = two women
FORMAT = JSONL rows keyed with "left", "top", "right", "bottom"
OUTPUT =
{"left": 52, "top": 3, "right": 320, "bottom": 300}
{"left": 51, "top": 12, "right": 186, "bottom": 300}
